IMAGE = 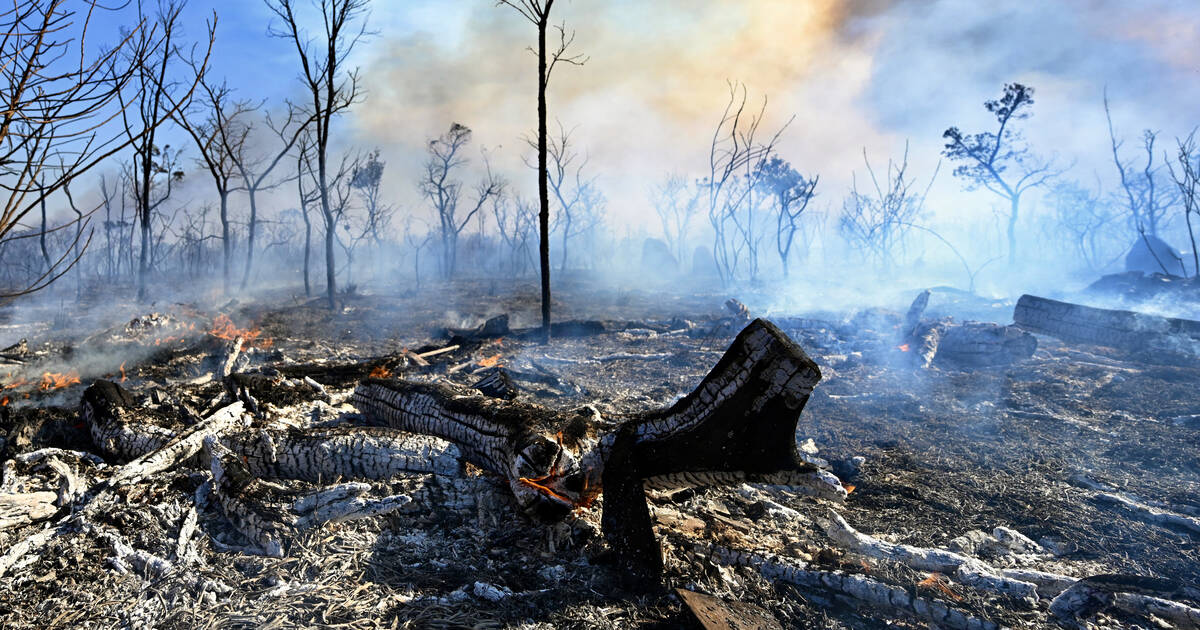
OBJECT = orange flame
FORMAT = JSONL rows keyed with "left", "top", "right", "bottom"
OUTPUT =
{"left": 918, "top": 573, "right": 963, "bottom": 601}
{"left": 478, "top": 354, "right": 502, "bottom": 368}
{"left": 209, "top": 314, "right": 273, "bottom": 349}
{"left": 368, "top": 365, "right": 392, "bottom": 379}
{"left": 119, "top": 361, "right": 127, "bottom": 383}
{"left": 897, "top": 344, "right": 910, "bottom": 352}
{"left": 1, "top": 396, "right": 9, "bottom": 406}
{"left": 39, "top": 371, "right": 81, "bottom": 391}
{"left": 843, "top": 483, "right": 857, "bottom": 494}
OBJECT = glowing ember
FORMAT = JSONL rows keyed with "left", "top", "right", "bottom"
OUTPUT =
{"left": 843, "top": 483, "right": 857, "bottom": 494}
{"left": 368, "top": 365, "right": 392, "bottom": 379}
{"left": 897, "top": 343, "right": 910, "bottom": 352}
{"left": 39, "top": 371, "right": 81, "bottom": 391}
{"left": 918, "top": 573, "right": 963, "bottom": 601}
{"left": 208, "top": 314, "right": 273, "bottom": 349}
{"left": 516, "top": 476, "right": 575, "bottom": 506}
{"left": 478, "top": 354, "right": 503, "bottom": 368}
{"left": 1, "top": 396, "right": 8, "bottom": 406}
{"left": 119, "top": 361, "right": 127, "bottom": 383}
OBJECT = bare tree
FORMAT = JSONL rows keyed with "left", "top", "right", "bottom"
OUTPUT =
{"left": 0, "top": 1, "right": 208, "bottom": 297}
{"left": 496, "top": 0, "right": 586, "bottom": 339}
{"left": 703, "top": 81, "right": 791, "bottom": 284}
{"left": 1048, "top": 179, "right": 1121, "bottom": 273}
{"left": 543, "top": 122, "right": 602, "bottom": 272}
{"left": 755, "top": 155, "right": 818, "bottom": 277}
{"left": 1166, "top": 132, "right": 1200, "bottom": 278}
{"left": 420, "top": 123, "right": 503, "bottom": 279}
{"left": 117, "top": 0, "right": 214, "bottom": 300}
{"left": 235, "top": 106, "right": 314, "bottom": 289}
{"left": 1104, "top": 93, "right": 1178, "bottom": 246}
{"left": 943, "top": 83, "right": 1062, "bottom": 266}
{"left": 175, "top": 76, "right": 251, "bottom": 293}
{"left": 839, "top": 143, "right": 937, "bottom": 270}
{"left": 493, "top": 193, "right": 537, "bottom": 276}
{"left": 267, "top": 0, "right": 370, "bottom": 309}
{"left": 350, "top": 148, "right": 393, "bottom": 249}
{"left": 652, "top": 173, "right": 700, "bottom": 265}
{"left": 295, "top": 135, "right": 319, "bottom": 297}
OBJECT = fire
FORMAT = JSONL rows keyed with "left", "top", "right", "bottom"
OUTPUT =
{"left": 39, "top": 370, "right": 81, "bottom": 391}
{"left": 1, "top": 396, "right": 8, "bottom": 406}
{"left": 897, "top": 343, "right": 910, "bottom": 352}
{"left": 918, "top": 573, "right": 963, "bottom": 601}
{"left": 842, "top": 483, "right": 857, "bottom": 494}
{"left": 208, "top": 314, "right": 273, "bottom": 349}
{"left": 368, "top": 365, "right": 392, "bottom": 379}
{"left": 119, "top": 361, "right": 127, "bottom": 383}
{"left": 478, "top": 354, "right": 502, "bottom": 368}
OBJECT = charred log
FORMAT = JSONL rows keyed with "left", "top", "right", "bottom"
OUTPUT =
{"left": 1014, "top": 294, "right": 1200, "bottom": 360}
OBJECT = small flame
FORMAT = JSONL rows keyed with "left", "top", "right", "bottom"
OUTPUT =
{"left": 478, "top": 354, "right": 502, "bottom": 368}
{"left": 897, "top": 344, "right": 910, "bottom": 352}
{"left": 918, "top": 573, "right": 963, "bottom": 601}
{"left": 843, "top": 483, "right": 856, "bottom": 494}
{"left": 119, "top": 361, "right": 127, "bottom": 383}
{"left": 1, "top": 396, "right": 9, "bottom": 406}
{"left": 39, "top": 371, "right": 81, "bottom": 391}
{"left": 368, "top": 365, "right": 392, "bottom": 379}
{"left": 209, "top": 314, "right": 273, "bottom": 349}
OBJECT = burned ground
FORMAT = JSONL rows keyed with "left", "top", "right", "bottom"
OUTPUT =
{"left": 0, "top": 280, "right": 1197, "bottom": 629}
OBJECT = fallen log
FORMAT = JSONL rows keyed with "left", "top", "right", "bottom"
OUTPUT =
{"left": 1014, "top": 294, "right": 1200, "bottom": 358}
{"left": 904, "top": 290, "right": 1036, "bottom": 367}
{"left": 353, "top": 318, "right": 846, "bottom": 579}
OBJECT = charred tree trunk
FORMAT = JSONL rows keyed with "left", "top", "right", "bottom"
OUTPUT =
{"left": 241, "top": 186, "right": 260, "bottom": 290}
{"left": 536, "top": 13, "right": 552, "bottom": 341}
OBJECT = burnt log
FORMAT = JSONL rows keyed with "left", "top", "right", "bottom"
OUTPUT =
{"left": 1014, "top": 294, "right": 1200, "bottom": 358}
{"left": 352, "top": 319, "right": 846, "bottom": 578}
{"left": 903, "top": 290, "right": 1035, "bottom": 367}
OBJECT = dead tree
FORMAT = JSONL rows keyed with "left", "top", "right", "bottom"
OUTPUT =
{"left": 118, "top": 0, "right": 214, "bottom": 301}
{"left": 493, "top": 194, "right": 537, "bottom": 276}
{"left": 420, "top": 123, "right": 503, "bottom": 279}
{"left": 496, "top": 0, "right": 586, "bottom": 340}
{"left": 542, "top": 122, "right": 604, "bottom": 272}
{"left": 839, "top": 142, "right": 936, "bottom": 270}
{"left": 296, "top": 134, "right": 320, "bottom": 297}
{"left": 943, "top": 83, "right": 1061, "bottom": 266}
{"left": 234, "top": 106, "right": 314, "bottom": 290}
{"left": 755, "top": 155, "right": 817, "bottom": 277}
{"left": 0, "top": 1, "right": 207, "bottom": 297}
{"left": 1104, "top": 92, "right": 1177, "bottom": 243}
{"left": 175, "top": 77, "right": 251, "bottom": 294}
{"left": 267, "top": 0, "right": 370, "bottom": 310}
{"left": 1049, "top": 179, "right": 1121, "bottom": 273}
{"left": 652, "top": 173, "right": 701, "bottom": 265}
{"left": 1166, "top": 132, "right": 1200, "bottom": 278}
{"left": 349, "top": 149, "right": 391, "bottom": 250}
{"left": 704, "top": 81, "right": 791, "bottom": 284}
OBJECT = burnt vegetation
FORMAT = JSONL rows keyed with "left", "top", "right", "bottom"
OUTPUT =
{"left": 0, "top": 2, "right": 1198, "bottom": 630}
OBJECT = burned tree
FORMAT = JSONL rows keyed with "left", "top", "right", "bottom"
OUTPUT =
{"left": 544, "top": 123, "right": 603, "bottom": 272}
{"left": 943, "top": 83, "right": 1060, "bottom": 266}
{"left": 117, "top": 0, "right": 213, "bottom": 301}
{"left": 840, "top": 142, "right": 935, "bottom": 270}
{"left": 349, "top": 148, "right": 392, "bottom": 250}
{"left": 234, "top": 106, "right": 315, "bottom": 290}
{"left": 496, "top": 0, "right": 586, "bottom": 339}
{"left": 0, "top": 1, "right": 205, "bottom": 296}
{"left": 1166, "top": 132, "right": 1200, "bottom": 277}
{"left": 420, "top": 123, "right": 503, "bottom": 279}
{"left": 493, "top": 194, "right": 538, "bottom": 276}
{"left": 755, "top": 155, "right": 817, "bottom": 278}
{"left": 652, "top": 173, "right": 701, "bottom": 266}
{"left": 175, "top": 77, "right": 251, "bottom": 294}
{"left": 704, "top": 81, "right": 791, "bottom": 284}
{"left": 267, "top": 0, "right": 370, "bottom": 309}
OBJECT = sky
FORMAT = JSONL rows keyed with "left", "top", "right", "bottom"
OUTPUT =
{"left": 84, "top": 0, "right": 1200, "bottom": 246}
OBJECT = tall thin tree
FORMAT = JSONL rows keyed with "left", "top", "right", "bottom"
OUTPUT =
{"left": 496, "top": 0, "right": 585, "bottom": 340}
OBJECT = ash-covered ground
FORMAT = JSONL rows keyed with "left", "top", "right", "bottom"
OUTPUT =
{"left": 0, "top": 278, "right": 1197, "bottom": 629}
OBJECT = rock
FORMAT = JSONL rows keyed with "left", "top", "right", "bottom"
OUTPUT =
{"left": 641, "top": 238, "right": 678, "bottom": 274}
{"left": 472, "top": 581, "right": 511, "bottom": 602}
{"left": 691, "top": 245, "right": 721, "bottom": 279}
{"left": 1125, "top": 234, "right": 1187, "bottom": 276}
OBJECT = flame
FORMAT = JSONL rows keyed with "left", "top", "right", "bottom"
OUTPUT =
{"left": 208, "top": 314, "right": 273, "bottom": 349}
{"left": 39, "top": 371, "right": 81, "bottom": 391}
{"left": 119, "top": 361, "right": 127, "bottom": 383}
{"left": 1, "top": 396, "right": 8, "bottom": 406}
{"left": 897, "top": 344, "right": 910, "bottom": 352}
{"left": 918, "top": 573, "right": 963, "bottom": 601}
{"left": 516, "top": 476, "right": 576, "bottom": 506}
{"left": 843, "top": 483, "right": 856, "bottom": 494}
{"left": 478, "top": 354, "right": 502, "bottom": 368}
{"left": 368, "top": 365, "right": 392, "bottom": 379}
